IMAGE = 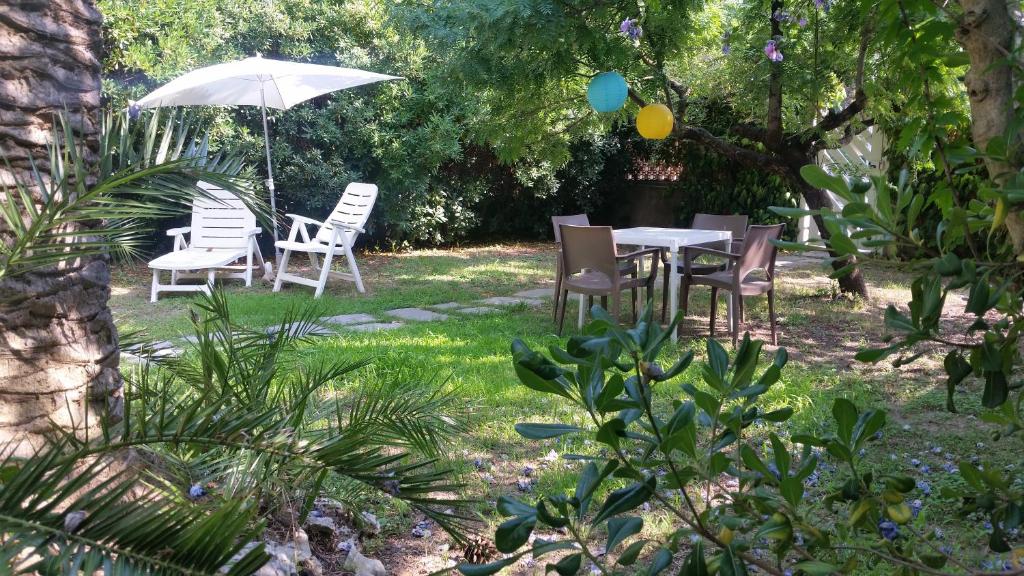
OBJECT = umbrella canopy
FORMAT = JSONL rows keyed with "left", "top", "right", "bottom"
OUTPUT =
{"left": 134, "top": 56, "right": 401, "bottom": 110}
{"left": 133, "top": 56, "right": 402, "bottom": 258}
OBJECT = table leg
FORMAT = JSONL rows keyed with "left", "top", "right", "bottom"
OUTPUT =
{"left": 578, "top": 293, "right": 585, "bottom": 329}
{"left": 669, "top": 247, "right": 679, "bottom": 344}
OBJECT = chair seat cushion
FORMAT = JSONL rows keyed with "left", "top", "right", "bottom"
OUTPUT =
{"left": 564, "top": 271, "right": 646, "bottom": 294}
{"left": 149, "top": 248, "right": 245, "bottom": 271}
{"left": 689, "top": 270, "right": 773, "bottom": 295}
{"left": 276, "top": 240, "right": 332, "bottom": 254}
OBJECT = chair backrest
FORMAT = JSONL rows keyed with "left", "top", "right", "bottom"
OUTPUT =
{"left": 189, "top": 181, "right": 257, "bottom": 250}
{"left": 551, "top": 214, "right": 590, "bottom": 245}
{"left": 559, "top": 225, "right": 618, "bottom": 280}
{"left": 316, "top": 183, "right": 379, "bottom": 245}
{"left": 692, "top": 213, "right": 749, "bottom": 241}
{"left": 736, "top": 224, "right": 785, "bottom": 281}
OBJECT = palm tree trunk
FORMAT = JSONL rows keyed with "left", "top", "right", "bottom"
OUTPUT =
{"left": 0, "top": 1, "right": 120, "bottom": 457}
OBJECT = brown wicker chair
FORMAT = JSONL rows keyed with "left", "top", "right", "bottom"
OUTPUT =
{"left": 685, "top": 224, "right": 785, "bottom": 345}
{"left": 551, "top": 214, "right": 636, "bottom": 322}
{"left": 662, "top": 213, "right": 748, "bottom": 322}
{"left": 555, "top": 225, "right": 660, "bottom": 335}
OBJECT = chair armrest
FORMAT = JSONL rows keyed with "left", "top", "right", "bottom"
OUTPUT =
{"left": 245, "top": 227, "right": 262, "bottom": 237}
{"left": 286, "top": 213, "right": 325, "bottom": 227}
{"left": 617, "top": 247, "right": 661, "bottom": 261}
{"left": 330, "top": 220, "right": 366, "bottom": 234}
{"left": 686, "top": 245, "right": 741, "bottom": 260}
{"left": 166, "top": 227, "right": 191, "bottom": 236}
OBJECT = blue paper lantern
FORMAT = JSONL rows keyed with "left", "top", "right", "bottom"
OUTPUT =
{"left": 587, "top": 72, "right": 628, "bottom": 113}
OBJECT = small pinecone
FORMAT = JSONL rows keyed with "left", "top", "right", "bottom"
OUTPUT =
{"left": 463, "top": 536, "right": 498, "bottom": 564}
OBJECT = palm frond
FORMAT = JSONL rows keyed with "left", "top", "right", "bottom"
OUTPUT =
{"left": 0, "top": 441, "right": 268, "bottom": 575}
{"left": 114, "top": 289, "right": 473, "bottom": 539}
{"left": 0, "top": 108, "right": 265, "bottom": 281}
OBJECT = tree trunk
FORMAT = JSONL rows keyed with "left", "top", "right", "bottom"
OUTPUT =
{"left": 0, "top": 1, "right": 120, "bottom": 457}
{"left": 798, "top": 181, "right": 869, "bottom": 297}
{"left": 955, "top": 0, "right": 1024, "bottom": 251}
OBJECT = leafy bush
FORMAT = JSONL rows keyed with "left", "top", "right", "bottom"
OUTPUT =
{"left": 462, "top": 308, "right": 1021, "bottom": 575}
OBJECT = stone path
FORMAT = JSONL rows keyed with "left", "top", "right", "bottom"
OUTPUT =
{"left": 126, "top": 287, "right": 557, "bottom": 364}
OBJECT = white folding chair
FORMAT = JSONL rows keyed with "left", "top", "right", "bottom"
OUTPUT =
{"left": 148, "top": 182, "right": 271, "bottom": 302}
{"left": 273, "top": 183, "right": 378, "bottom": 298}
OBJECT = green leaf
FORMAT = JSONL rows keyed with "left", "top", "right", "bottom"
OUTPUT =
{"left": 832, "top": 399, "right": 858, "bottom": 445}
{"left": 458, "top": 554, "right": 523, "bottom": 575}
{"left": 606, "top": 517, "right": 643, "bottom": 553}
{"left": 616, "top": 539, "right": 647, "bottom": 565}
{"left": 514, "top": 423, "right": 581, "bottom": 439}
{"left": 547, "top": 552, "right": 582, "bottom": 576}
{"left": 596, "top": 418, "right": 626, "bottom": 448}
{"left": 592, "top": 477, "right": 656, "bottom": 525}
{"left": 646, "top": 547, "right": 673, "bottom": 575}
{"left": 791, "top": 560, "right": 840, "bottom": 575}
{"left": 943, "top": 351, "right": 972, "bottom": 412}
{"left": 680, "top": 539, "right": 708, "bottom": 576}
{"left": 718, "top": 546, "right": 749, "bottom": 576}
{"left": 497, "top": 496, "right": 536, "bottom": 517}
{"left": 801, "top": 165, "right": 850, "bottom": 195}
{"left": 495, "top": 514, "right": 536, "bottom": 553}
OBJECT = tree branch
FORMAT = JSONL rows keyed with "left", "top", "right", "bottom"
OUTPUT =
{"left": 675, "top": 124, "right": 788, "bottom": 175}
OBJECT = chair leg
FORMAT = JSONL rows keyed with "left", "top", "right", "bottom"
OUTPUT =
{"left": 611, "top": 292, "right": 622, "bottom": 321}
{"left": 588, "top": 295, "right": 595, "bottom": 315}
{"left": 553, "top": 260, "right": 562, "bottom": 322}
{"left": 709, "top": 287, "right": 718, "bottom": 337}
{"left": 731, "top": 292, "right": 741, "bottom": 346}
{"left": 681, "top": 277, "right": 691, "bottom": 316}
{"left": 342, "top": 241, "right": 366, "bottom": 293}
{"left": 768, "top": 289, "right": 778, "bottom": 345}
{"left": 314, "top": 250, "right": 334, "bottom": 298}
{"left": 632, "top": 288, "right": 638, "bottom": 323}
{"left": 661, "top": 265, "right": 669, "bottom": 323}
{"left": 273, "top": 250, "right": 292, "bottom": 292}
{"left": 244, "top": 242, "right": 254, "bottom": 287}
{"left": 150, "top": 270, "right": 160, "bottom": 303}
{"left": 600, "top": 296, "right": 608, "bottom": 318}
{"left": 557, "top": 289, "right": 569, "bottom": 336}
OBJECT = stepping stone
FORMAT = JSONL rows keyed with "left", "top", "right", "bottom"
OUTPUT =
{"left": 347, "top": 321, "right": 404, "bottom": 332}
{"left": 455, "top": 306, "right": 499, "bottom": 315}
{"left": 478, "top": 296, "right": 544, "bottom": 307}
{"left": 429, "top": 302, "right": 463, "bottom": 310}
{"left": 265, "top": 322, "right": 334, "bottom": 337}
{"left": 322, "top": 313, "right": 377, "bottom": 325}
{"left": 385, "top": 308, "right": 449, "bottom": 321}
{"left": 124, "top": 340, "right": 182, "bottom": 358}
{"left": 514, "top": 288, "right": 554, "bottom": 299}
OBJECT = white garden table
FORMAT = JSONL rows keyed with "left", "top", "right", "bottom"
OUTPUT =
{"left": 613, "top": 227, "right": 732, "bottom": 343}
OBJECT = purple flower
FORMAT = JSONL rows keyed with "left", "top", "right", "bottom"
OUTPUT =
{"left": 920, "top": 465, "right": 931, "bottom": 474}
{"left": 814, "top": 0, "right": 831, "bottom": 11}
{"left": 918, "top": 480, "right": 931, "bottom": 495}
{"left": 910, "top": 458, "right": 921, "bottom": 467}
{"left": 619, "top": 17, "right": 642, "bottom": 40}
{"left": 764, "top": 40, "right": 784, "bottom": 62}
{"left": 722, "top": 43, "right": 731, "bottom": 55}
{"left": 188, "top": 484, "right": 206, "bottom": 499}
{"left": 910, "top": 499, "right": 923, "bottom": 517}
{"left": 798, "top": 17, "right": 808, "bottom": 27}
{"left": 773, "top": 8, "right": 789, "bottom": 21}
{"left": 878, "top": 519, "right": 899, "bottom": 541}
{"left": 128, "top": 102, "right": 141, "bottom": 120}
{"left": 943, "top": 463, "right": 957, "bottom": 474}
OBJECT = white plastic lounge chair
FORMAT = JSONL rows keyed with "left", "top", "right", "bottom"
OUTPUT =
{"left": 148, "top": 182, "right": 271, "bottom": 302}
{"left": 273, "top": 183, "right": 378, "bottom": 298}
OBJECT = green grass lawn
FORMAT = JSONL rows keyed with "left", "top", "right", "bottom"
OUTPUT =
{"left": 110, "top": 244, "right": 1020, "bottom": 574}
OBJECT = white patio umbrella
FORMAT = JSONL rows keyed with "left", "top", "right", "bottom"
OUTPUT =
{"left": 133, "top": 55, "right": 402, "bottom": 257}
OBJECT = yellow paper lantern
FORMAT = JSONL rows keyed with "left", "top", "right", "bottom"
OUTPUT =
{"left": 636, "top": 104, "right": 674, "bottom": 139}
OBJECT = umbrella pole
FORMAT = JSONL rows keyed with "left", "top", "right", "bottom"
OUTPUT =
{"left": 259, "top": 83, "right": 281, "bottom": 261}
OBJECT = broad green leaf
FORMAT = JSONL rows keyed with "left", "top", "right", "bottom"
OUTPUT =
{"left": 606, "top": 517, "right": 643, "bottom": 552}
{"left": 514, "top": 423, "right": 581, "bottom": 440}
